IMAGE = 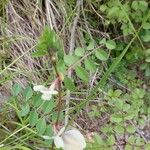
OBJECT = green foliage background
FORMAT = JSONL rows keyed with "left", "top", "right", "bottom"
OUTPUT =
{"left": 0, "top": 0, "right": 150, "bottom": 150}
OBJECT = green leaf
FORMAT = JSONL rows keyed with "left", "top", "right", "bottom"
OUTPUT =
{"left": 110, "top": 114, "right": 123, "bottom": 123}
{"left": 122, "top": 104, "right": 130, "bottom": 111}
{"left": 94, "top": 133, "right": 105, "bottom": 146}
{"left": 87, "top": 41, "right": 94, "bottom": 50}
{"left": 64, "top": 55, "right": 79, "bottom": 66}
{"left": 114, "top": 125, "right": 124, "bottom": 134}
{"left": 36, "top": 118, "right": 47, "bottom": 135}
{"left": 114, "top": 99, "right": 124, "bottom": 110}
{"left": 23, "top": 86, "right": 33, "bottom": 100}
{"left": 99, "top": 38, "right": 106, "bottom": 44}
{"left": 107, "top": 135, "right": 115, "bottom": 145}
{"left": 75, "top": 66, "right": 89, "bottom": 82}
{"left": 125, "top": 145, "right": 133, "bottom": 150}
{"left": 44, "top": 125, "right": 54, "bottom": 145}
{"left": 114, "top": 89, "right": 122, "bottom": 97}
{"left": 145, "top": 67, "right": 150, "bottom": 76}
{"left": 45, "top": 125, "right": 53, "bottom": 137}
{"left": 29, "top": 111, "right": 38, "bottom": 127}
{"left": 44, "top": 125, "right": 54, "bottom": 147}
{"left": 124, "top": 112, "right": 135, "bottom": 120}
{"left": 142, "top": 31, "right": 150, "bottom": 42}
{"left": 37, "top": 27, "right": 62, "bottom": 53}
{"left": 57, "top": 60, "right": 66, "bottom": 74}
{"left": 95, "top": 49, "right": 108, "bottom": 61}
{"left": 132, "top": 88, "right": 145, "bottom": 99}
{"left": 145, "top": 56, "right": 150, "bottom": 62}
{"left": 32, "top": 49, "right": 47, "bottom": 57}
{"left": 33, "top": 94, "right": 43, "bottom": 107}
{"left": 51, "top": 112, "right": 57, "bottom": 122}
{"left": 108, "top": 6, "right": 120, "bottom": 17}
{"left": 139, "top": 1, "right": 148, "bottom": 11}
{"left": 143, "top": 34, "right": 150, "bottom": 42}
{"left": 42, "top": 100, "right": 55, "bottom": 114}
{"left": 106, "top": 40, "right": 116, "bottom": 49}
{"left": 101, "top": 126, "right": 113, "bottom": 133}
{"left": 12, "top": 83, "right": 22, "bottom": 96}
{"left": 128, "top": 135, "right": 136, "bottom": 144}
{"left": 122, "top": 24, "right": 133, "bottom": 36}
{"left": 20, "top": 103, "right": 30, "bottom": 117}
{"left": 100, "top": 5, "right": 107, "bottom": 12}
{"left": 140, "top": 63, "right": 147, "bottom": 70}
{"left": 131, "top": 1, "right": 138, "bottom": 10}
{"left": 146, "top": 49, "right": 150, "bottom": 55}
{"left": 75, "top": 47, "right": 85, "bottom": 57}
{"left": 131, "top": 1, "right": 148, "bottom": 11}
{"left": 135, "top": 137, "right": 145, "bottom": 146}
{"left": 126, "top": 125, "right": 136, "bottom": 133}
{"left": 84, "top": 58, "right": 96, "bottom": 73}
{"left": 142, "top": 22, "right": 150, "bottom": 30}
{"left": 64, "top": 77, "right": 76, "bottom": 91}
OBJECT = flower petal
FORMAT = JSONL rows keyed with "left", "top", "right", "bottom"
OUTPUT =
{"left": 41, "top": 94, "right": 52, "bottom": 100}
{"left": 62, "top": 129, "right": 86, "bottom": 149}
{"left": 33, "top": 85, "right": 47, "bottom": 92}
{"left": 54, "top": 136, "right": 64, "bottom": 149}
{"left": 57, "top": 127, "right": 65, "bottom": 136}
{"left": 42, "top": 135, "right": 53, "bottom": 140}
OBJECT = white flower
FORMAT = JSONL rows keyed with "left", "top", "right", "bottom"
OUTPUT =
{"left": 42, "top": 128, "right": 86, "bottom": 150}
{"left": 54, "top": 136, "right": 65, "bottom": 149}
{"left": 33, "top": 82, "right": 58, "bottom": 100}
{"left": 60, "top": 130, "right": 86, "bottom": 150}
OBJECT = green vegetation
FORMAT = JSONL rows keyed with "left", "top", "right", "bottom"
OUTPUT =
{"left": 0, "top": 0, "right": 150, "bottom": 150}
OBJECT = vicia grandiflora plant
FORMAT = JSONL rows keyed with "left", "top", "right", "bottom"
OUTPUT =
{"left": 32, "top": 27, "right": 86, "bottom": 149}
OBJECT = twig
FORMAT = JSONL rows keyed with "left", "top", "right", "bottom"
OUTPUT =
{"left": 48, "top": 52, "right": 62, "bottom": 150}
{"left": 89, "top": 3, "right": 104, "bottom": 20}
{"left": 45, "top": 0, "right": 53, "bottom": 29}
{"left": 81, "top": 1, "right": 93, "bottom": 40}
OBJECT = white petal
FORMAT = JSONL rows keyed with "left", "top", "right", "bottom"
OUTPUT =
{"left": 42, "top": 135, "right": 53, "bottom": 140}
{"left": 62, "top": 130, "right": 86, "bottom": 149}
{"left": 33, "top": 85, "right": 47, "bottom": 92}
{"left": 41, "top": 89, "right": 58, "bottom": 95}
{"left": 54, "top": 136, "right": 64, "bottom": 149}
{"left": 57, "top": 127, "right": 66, "bottom": 136}
{"left": 41, "top": 94, "right": 52, "bottom": 100}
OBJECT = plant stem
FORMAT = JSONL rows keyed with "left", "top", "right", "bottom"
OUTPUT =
{"left": 48, "top": 51, "right": 62, "bottom": 150}
{"left": 51, "top": 58, "right": 62, "bottom": 126}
